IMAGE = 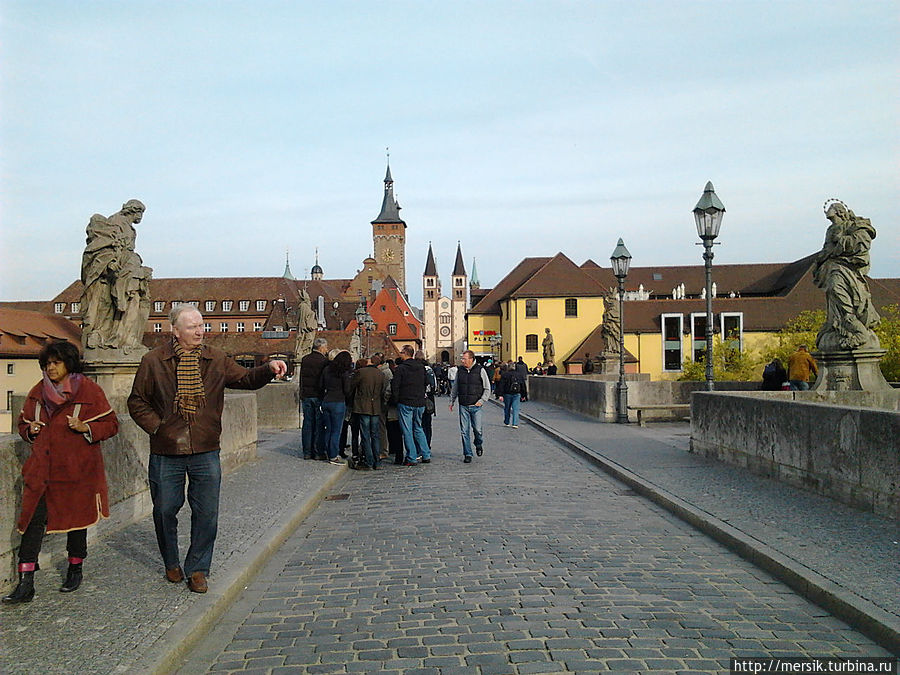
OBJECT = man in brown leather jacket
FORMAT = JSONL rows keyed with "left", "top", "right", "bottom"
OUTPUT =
{"left": 128, "top": 305, "right": 286, "bottom": 593}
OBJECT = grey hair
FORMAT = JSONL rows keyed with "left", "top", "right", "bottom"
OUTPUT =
{"left": 462, "top": 350, "right": 476, "bottom": 359}
{"left": 169, "top": 303, "right": 202, "bottom": 326}
{"left": 414, "top": 349, "right": 426, "bottom": 361}
{"left": 313, "top": 337, "right": 328, "bottom": 350}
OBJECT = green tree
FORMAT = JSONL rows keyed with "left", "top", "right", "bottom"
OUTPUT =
{"left": 677, "top": 336, "right": 761, "bottom": 382}
{"left": 874, "top": 304, "right": 900, "bottom": 382}
{"left": 762, "top": 309, "right": 826, "bottom": 368}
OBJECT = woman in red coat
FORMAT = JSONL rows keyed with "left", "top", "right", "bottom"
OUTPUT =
{"left": 3, "top": 340, "right": 119, "bottom": 604}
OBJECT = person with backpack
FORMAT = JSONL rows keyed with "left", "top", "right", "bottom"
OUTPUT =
{"left": 497, "top": 362, "right": 526, "bottom": 428}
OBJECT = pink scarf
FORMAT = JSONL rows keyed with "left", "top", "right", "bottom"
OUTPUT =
{"left": 41, "top": 372, "right": 84, "bottom": 419}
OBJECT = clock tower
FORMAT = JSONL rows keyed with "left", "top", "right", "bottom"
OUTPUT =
{"left": 371, "top": 160, "right": 407, "bottom": 294}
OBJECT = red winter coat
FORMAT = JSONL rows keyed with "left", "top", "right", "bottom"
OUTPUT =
{"left": 16, "top": 377, "right": 119, "bottom": 533}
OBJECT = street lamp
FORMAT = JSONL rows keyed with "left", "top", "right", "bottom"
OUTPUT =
{"left": 354, "top": 300, "right": 375, "bottom": 357}
{"left": 693, "top": 181, "right": 725, "bottom": 392}
{"left": 610, "top": 238, "right": 632, "bottom": 424}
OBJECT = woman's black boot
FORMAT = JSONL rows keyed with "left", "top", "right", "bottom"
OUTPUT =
{"left": 60, "top": 562, "right": 83, "bottom": 593}
{"left": 2, "top": 571, "right": 35, "bottom": 604}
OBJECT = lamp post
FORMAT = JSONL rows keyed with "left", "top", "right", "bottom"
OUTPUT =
{"left": 692, "top": 181, "right": 726, "bottom": 392}
{"left": 610, "top": 238, "right": 632, "bottom": 423}
{"left": 354, "top": 300, "right": 375, "bottom": 357}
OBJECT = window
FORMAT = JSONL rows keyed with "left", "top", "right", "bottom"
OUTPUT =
{"left": 220, "top": 323, "right": 229, "bottom": 332}
{"left": 222, "top": 301, "right": 233, "bottom": 312}
{"left": 388, "top": 323, "right": 397, "bottom": 335}
{"left": 454, "top": 290, "right": 463, "bottom": 299}
{"left": 440, "top": 314, "right": 451, "bottom": 324}
{"left": 426, "top": 290, "right": 434, "bottom": 299}
{"left": 691, "top": 313, "right": 708, "bottom": 363}
{"left": 253, "top": 322, "right": 263, "bottom": 331}
{"left": 205, "top": 301, "right": 216, "bottom": 312}
{"left": 721, "top": 312, "right": 743, "bottom": 352}
{"left": 71, "top": 302, "right": 80, "bottom": 313}
{"left": 426, "top": 278, "right": 434, "bottom": 287}
{"left": 204, "top": 323, "right": 212, "bottom": 332}
{"left": 661, "top": 314, "right": 684, "bottom": 371}
{"left": 188, "top": 301, "right": 199, "bottom": 308}
{"left": 525, "top": 334, "right": 538, "bottom": 352}
{"left": 54, "top": 303, "right": 65, "bottom": 313}
{"left": 153, "top": 323, "right": 162, "bottom": 333}
{"left": 256, "top": 300, "right": 266, "bottom": 311}
{"left": 525, "top": 299, "right": 538, "bottom": 318}
{"left": 565, "top": 298, "right": 578, "bottom": 317}
{"left": 239, "top": 300, "right": 250, "bottom": 311}
{"left": 236, "top": 322, "right": 245, "bottom": 333}
{"left": 455, "top": 278, "right": 463, "bottom": 287}
{"left": 7, "top": 363, "right": 14, "bottom": 375}
{"left": 154, "top": 301, "right": 165, "bottom": 312}
{"left": 236, "top": 357, "right": 256, "bottom": 368}
{"left": 6, "top": 391, "right": 13, "bottom": 411}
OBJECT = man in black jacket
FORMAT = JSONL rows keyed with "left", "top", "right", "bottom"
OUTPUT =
{"left": 298, "top": 337, "right": 328, "bottom": 460}
{"left": 449, "top": 350, "right": 491, "bottom": 463}
{"left": 391, "top": 345, "right": 432, "bottom": 465}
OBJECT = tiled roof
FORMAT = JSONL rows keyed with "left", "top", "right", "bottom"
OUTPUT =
{"left": 452, "top": 244, "right": 466, "bottom": 276}
{"left": 468, "top": 257, "right": 551, "bottom": 315}
{"left": 512, "top": 253, "right": 606, "bottom": 299}
{"left": 0, "top": 308, "right": 82, "bottom": 357}
{"left": 424, "top": 244, "right": 437, "bottom": 276}
{"left": 0, "top": 301, "right": 53, "bottom": 313}
{"left": 565, "top": 323, "right": 637, "bottom": 365}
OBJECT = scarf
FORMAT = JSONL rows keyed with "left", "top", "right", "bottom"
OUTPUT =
{"left": 41, "top": 372, "right": 84, "bottom": 419}
{"left": 173, "top": 339, "right": 206, "bottom": 424}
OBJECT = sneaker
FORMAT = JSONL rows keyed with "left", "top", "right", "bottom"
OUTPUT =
{"left": 503, "top": 423, "right": 510, "bottom": 427}
{"left": 512, "top": 425, "right": 518, "bottom": 429}
{"left": 463, "top": 456, "right": 472, "bottom": 463}
{"left": 402, "top": 459, "right": 418, "bottom": 467}
{"left": 476, "top": 445, "right": 483, "bottom": 456}
{"left": 421, "top": 458, "right": 431, "bottom": 464}
{"left": 329, "top": 458, "right": 345, "bottom": 465}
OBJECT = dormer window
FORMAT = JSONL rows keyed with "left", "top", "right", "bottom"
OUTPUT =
{"left": 54, "top": 303, "right": 65, "bottom": 313}
{"left": 256, "top": 300, "right": 266, "bottom": 312}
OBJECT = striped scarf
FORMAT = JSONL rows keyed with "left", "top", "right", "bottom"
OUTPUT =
{"left": 173, "top": 339, "right": 205, "bottom": 424}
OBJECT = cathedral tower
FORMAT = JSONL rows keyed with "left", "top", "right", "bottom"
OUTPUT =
{"left": 371, "top": 160, "right": 407, "bottom": 293}
{"left": 450, "top": 243, "right": 468, "bottom": 360}
{"left": 422, "top": 243, "right": 440, "bottom": 360}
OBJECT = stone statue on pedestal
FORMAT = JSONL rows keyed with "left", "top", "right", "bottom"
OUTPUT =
{"left": 810, "top": 200, "right": 890, "bottom": 391}
{"left": 80, "top": 199, "right": 152, "bottom": 359}
{"left": 294, "top": 287, "right": 318, "bottom": 359}
{"left": 812, "top": 200, "right": 880, "bottom": 352}
{"left": 600, "top": 290, "right": 621, "bottom": 355}
{"left": 542, "top": 328, "right": 555, "bottom": 364}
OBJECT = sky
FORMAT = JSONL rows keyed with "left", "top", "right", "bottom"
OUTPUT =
{"left": 1, "top": 1, "right": 897, "bottom": 308}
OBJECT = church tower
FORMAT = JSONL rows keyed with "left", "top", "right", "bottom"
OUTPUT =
{"left": 450, "top": 242, "right": 468, "bottom": 359}
{"left": 422, "top": 243, "right": 440, "bottom": 360}
{"left": 371, "top": 160, "right": 407, "bottom": 294}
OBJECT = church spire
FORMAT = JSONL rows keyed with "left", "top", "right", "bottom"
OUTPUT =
{"left": 372, "top": 154, "right": 404, "bottom": 224}
{"left": 283, "top": 249, "right": 295, "bottom": 280}
{"left": 424, "top": 242, "right": 437, "bottom": 276}
{"left": 470, "top": 257, "right": 480, "bottom": 289}
{"left": 452, "top": 242, "right": 466, "bottom": 276}
{"left": 311, "top": 248, "right": 323, "bottom": 280}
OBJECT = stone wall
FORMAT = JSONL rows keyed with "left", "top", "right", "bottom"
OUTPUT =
{"left": 690, "top": 391, "right": 900, "bottom": 519}
{"left": 255, "top": 381, "right": 300, "bottom": 429}
{"left": 527, "top": 375, "right": 759, "bottom": 422}
{"left": 1, "top": 391, "right": 261, "bottom": 591}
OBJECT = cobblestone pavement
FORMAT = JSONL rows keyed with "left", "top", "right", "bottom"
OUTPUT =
{"left": 177, "top": 403, "right": 893, "bottom": 674}
{"left": 0, "top": 430, "right": 343, "bottom": 675}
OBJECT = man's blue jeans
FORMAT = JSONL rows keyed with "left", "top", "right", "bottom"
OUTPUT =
{"left": 301, "top": 397, "right": 324, "bottom": 458}
{"left": 321, "top": 401, "right": 346, "bottom": 460}
{"left": 148, "top": 450, "right": 222, "bottom": 576}
{"left": 790, "top": 380, "right": 810, "bottom": 391}
{"left": 358, "top": 414, "right": 381, "bottom": 468}
{"left": 503, "top": 393, "right": 521, "bottom": 426}
{"left": 458, "top": 404, "right": 484, "bottom": 457}
{"left": 397, "top": 403, "right": 431, "bottom": 462}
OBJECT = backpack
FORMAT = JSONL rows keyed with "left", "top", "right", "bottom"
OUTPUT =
{"left": 508, "top": 376, "right": 521, "bottom": 394}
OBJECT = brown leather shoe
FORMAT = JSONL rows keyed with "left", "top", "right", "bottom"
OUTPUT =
{"left": 187, "top": 571, "right": 208, "bottom": 593}
{"left": 165, "top": 567, "right": 184, "bottom": 583}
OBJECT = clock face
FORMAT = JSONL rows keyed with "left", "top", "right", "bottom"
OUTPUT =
{"left": 383, "top": 248, "right": 395, "bottom": 262}
{"left": 440, "top": 326, "right": 451, "bottom": 337}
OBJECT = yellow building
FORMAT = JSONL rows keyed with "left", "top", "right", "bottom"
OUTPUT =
{"left": 471, "top": 253, "right": 900, "bottom": 379}
{"left": 467, "top": 253, "right": 607, "bottom": 369}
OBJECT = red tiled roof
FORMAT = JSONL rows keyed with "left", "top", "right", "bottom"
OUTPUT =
{"left": 512, "top": 253, "right": 606, "bottom": 299}
{"left": 468, "top": 257, "right": 551, "bottom": 315}
{"left": 0, "top": 308, "right": 82, "bottom": 357}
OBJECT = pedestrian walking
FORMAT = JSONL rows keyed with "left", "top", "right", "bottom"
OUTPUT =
{"left": 5, "top": 340, "right": 119, "bottom": 604}
{"left": 128, "top": 306, "right": 286, "bottom": 593}
{"left": 392, "top": 345, "right": 431, "bottom": 465}
{"left": 298, "top": 337, "right": 328, "bottom": 460}
{"left": 497, "top": 362, "right": 526, "bottom": 428}
{"left": 449, "top": 350, "right": 491, "bottom": 463}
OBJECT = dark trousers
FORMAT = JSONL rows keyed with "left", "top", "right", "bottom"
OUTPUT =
{"left": 148, "top": 450, "right": 222, "bottom": 576}
{"left": 422, "top": 410, "right": 433, "bottom": 446}
{"left": 339, "top": 413, "right": 361, "bottom": 456}
{"left": 18, "top": 496, "right": 87, "bottom": 564}
{"left": 301, "top": 397, "right": 324, "bottom": 458}
{"left": 386, "top": 419, "right": 404, "bottom": 463}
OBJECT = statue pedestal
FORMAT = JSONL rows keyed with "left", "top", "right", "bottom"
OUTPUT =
{"left": 598, "top": 353, "right": 619, "bottom": 375}
{"left": 811, "top": 349, "right": 892, "bottom": 392}
{"left": 84, "top": 359, "right": 142, "bottom": 410}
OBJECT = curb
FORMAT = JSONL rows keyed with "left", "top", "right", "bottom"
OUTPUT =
{"left": 519, "top": 409, "right": 900, "bottom": 656}
{"left": 128, "top": 466, "right": 347, "bottom": 675}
